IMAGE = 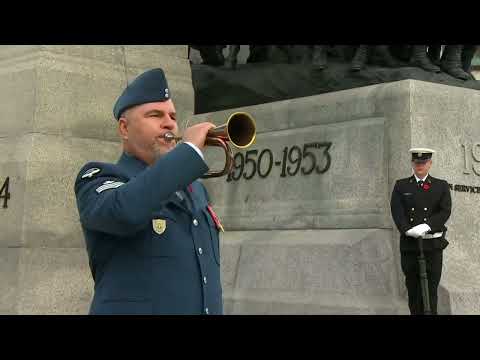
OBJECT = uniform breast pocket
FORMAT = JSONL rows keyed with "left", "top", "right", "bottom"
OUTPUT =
{"left": 151, "top": 209, "right": 183, "bottom": 257}
{"left": 402, "top": 193, "right": 415, "bottom": 207}
{"left": 202, "top": 208, "right": 221, "bottom": 266}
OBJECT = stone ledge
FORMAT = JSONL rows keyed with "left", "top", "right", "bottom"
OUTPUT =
{"left": 224, "top": 290, "right": 409, "bottom": 315}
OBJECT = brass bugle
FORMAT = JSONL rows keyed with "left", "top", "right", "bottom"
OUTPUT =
{"left": 163, "top": 112, "right": 256, "bottom": 178}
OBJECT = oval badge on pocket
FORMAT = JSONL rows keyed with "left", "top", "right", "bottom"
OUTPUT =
{"left": 152, "top": 219, "right": 166, "bottom": 235}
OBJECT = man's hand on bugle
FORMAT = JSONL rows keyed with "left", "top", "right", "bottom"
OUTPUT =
{"left": 183, "top": 122, "right": 216, "bottom": 150}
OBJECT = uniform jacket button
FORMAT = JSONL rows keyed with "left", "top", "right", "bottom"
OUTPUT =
{"left": 198, "top": 247, "right": 203, "bottom": 255}
{"left": 193, "top": 219, "right": 198, "bottom": 226}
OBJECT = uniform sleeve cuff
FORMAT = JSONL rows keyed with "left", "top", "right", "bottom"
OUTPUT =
{"left": 184, "top": 142, "right": 205, "bottom": 161}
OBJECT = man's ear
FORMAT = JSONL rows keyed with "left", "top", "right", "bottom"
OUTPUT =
{"left": 118, "top": 118, "right": 129, "bottom": 140}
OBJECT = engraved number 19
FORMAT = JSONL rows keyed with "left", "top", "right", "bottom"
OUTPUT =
{"left": 462, "top": 143, "right": 480, "bottom": 176}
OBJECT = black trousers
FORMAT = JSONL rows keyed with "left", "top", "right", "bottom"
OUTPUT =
{"left": 400, "top": 249, "right": 443, "bottom": 315}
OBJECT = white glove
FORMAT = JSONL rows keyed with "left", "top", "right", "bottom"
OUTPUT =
{"left": 405, "top": 228, "right": 416, "bottom": 237}
{"left": 416, "top": 223, "right": 431, "bottom": 237}
{"left": 406, "top": 223, "right": 431, "bottom": 238}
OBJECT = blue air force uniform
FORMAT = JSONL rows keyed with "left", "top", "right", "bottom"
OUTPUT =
{"left": 74, "top": 68, "right": 223, "bottom": 315}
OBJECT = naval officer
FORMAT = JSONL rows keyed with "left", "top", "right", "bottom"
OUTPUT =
{"left": 74, "top": 68, "right": 224, "bottom": 315}
{"left": 390, "top": 148, "right": 452, "bottom": 315}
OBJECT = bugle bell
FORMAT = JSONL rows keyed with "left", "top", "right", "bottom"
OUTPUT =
{"left": 163, "top": 112, "right": 256, "bottom": 178}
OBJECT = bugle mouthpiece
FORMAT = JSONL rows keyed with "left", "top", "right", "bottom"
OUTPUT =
{"left": 163, "top": 132, "right": 180, "bottom": 142}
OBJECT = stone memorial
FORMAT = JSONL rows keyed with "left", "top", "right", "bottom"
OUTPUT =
{"left": 193, "top": 79, "right": 480, "bottom": 314}
{"left": 1, "top": 45, "right": 479, "bottom": 314}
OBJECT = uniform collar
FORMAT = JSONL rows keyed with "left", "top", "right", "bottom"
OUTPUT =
{"left": 117, "top": 152, "right": 148, "bottom": 177}
{"left": 413, "top": 173, "right": 429, "bottom": 182}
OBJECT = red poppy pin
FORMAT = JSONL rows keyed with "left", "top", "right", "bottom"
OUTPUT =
{"left": 423, "top": 183, "right": 430, "bottom": 190}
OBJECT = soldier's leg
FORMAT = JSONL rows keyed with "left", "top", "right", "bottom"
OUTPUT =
{"left": 425, "top": 250, "right": 443, "bottom": 315}
{"left": 389, "top": 45, "right": 411, "bottom": 62}
{"left": 373, "top": 45, "right": 402, "bottom": 67}
{"left": 427, "top": 45, "right": 442, "bottom": 66}
{"left": 267, "top": 45, "right": 281, "bottom": 62}
{"left": 461, "top": 45, "right": 478, "bottom": 80}
{"left": 299, "top": 45, "right": 312, "bottom": 64}
{"left": 441, "top": 45, "right": 470, "bottom": 80}
{"left": 196, "top": 45, "right": 225, "bottom": 66}
{"left": 401, "top": 251, "right": 423, "bottom": 315}
{"left": 225, "top": 45, "right": 241, "bottom": 70}
{"left": 275, "top": 45, "right": 298, "bottom": 64}
{"left": 247, "top": 45, "right": 268, "bottom": 63}
{"left": 216, "top": 46, "right": 226, "bottom": 65}
{"left": 411, "top": 45, "right": 441, "bottom": 73}
{"left": 254, "top": 45, "right": 290, "bottom": 64}
{"left": 287, "top": 45, "right": 311, "bottom": 64}
{"left": 350, "top": 45, "right": 369, "bottom": 71}
{"left": 312, "top": 45, "right": 328, "bottom": 69}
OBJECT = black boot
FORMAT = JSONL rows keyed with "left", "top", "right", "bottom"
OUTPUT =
{"left": 374, "top": 45, "right": 402, "bottom": 67}
{"left": 312, "top": 45, "right": 328, "bottom": 69}
{"left": 351, "top": 45, "right": 369, "bottom": 71}
{"left": 427, "top": 45, "right": 442, "bottom": 66}
{"left": 286, "top": 45, "right": 310, "bottom": 64}
{"left": 298, "top": 45, "right": 312, "bottom": 64}
{"left": 225, "top": 45, "right": 240, "bottom": 70}
{"left": 198, "top": 46, "right": 225, "bottom": 67}
{"left": 267, "top": 45, "right": 290, "bottom": 64}
{"left": 461, "top": 45, "right": 478, "bottom": 80}
{"left": 441, "top": 45, "right": 470, "bottom": 80}
{"left": 411, "top": 45, "right": 441, "bottom": 72}
{"left": 247, "top": 45, "right": 269, "bottom": 63}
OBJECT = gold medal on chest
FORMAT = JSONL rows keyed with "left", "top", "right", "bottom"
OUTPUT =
{"left": 152, "top": 219, "right": 166, "bottom": 235}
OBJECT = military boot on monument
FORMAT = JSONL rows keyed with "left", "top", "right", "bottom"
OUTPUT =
{"left": 247, "top": 45, "right": 269, "bottom": 63}
{"left": 198, "top": 46, "right": 225, "bottom": 67}
{"left": 373, "top": 45, "right": 402, "bottom": 67}
{"left": 461, "top": 45, "right": 478, "bottom": 80}
{"left": 441, "top": 45, "right": 471, "bottom": 80}
{"left": 286, "top": 45, "right": 310, "bottom": 64}
{"left": 411, "top": 45, "right": 441, "bottom": 73}
{"left": 351, "top": 45, "right": 368, "bottom": 71}
{"left": 298, "top": 45, "right": 312, "bottom": 64}
{"left": 312, "top": 45, "right": 327, "bottom": 69}
{"left": 427, "top": 44, "right": 442, "bottom": 66}
{"left": 225, "top": 45, "right": 240, "bottom": 70}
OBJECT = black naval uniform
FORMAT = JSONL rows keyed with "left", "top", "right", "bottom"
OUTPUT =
{"left": 390, "top": 174, "right": 452, "bottom": 314}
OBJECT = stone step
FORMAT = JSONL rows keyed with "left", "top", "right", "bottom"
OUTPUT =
{"left": 223, "top": 290, "right": 409, "bottom": 315}
{"left": 220, "top": 229, "right": 406, "bottom": 314}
